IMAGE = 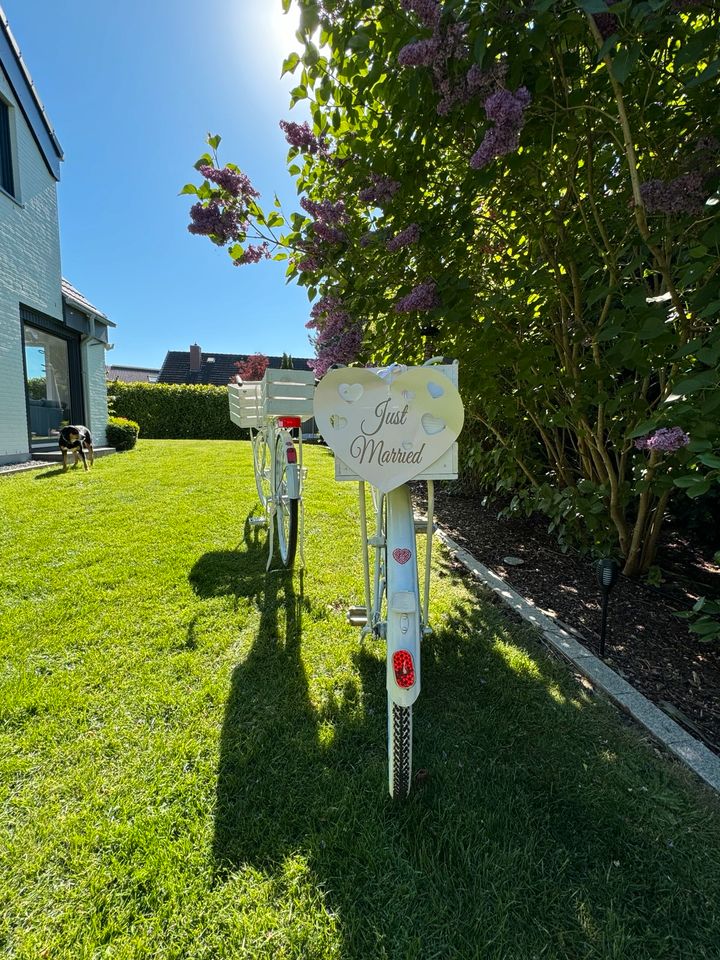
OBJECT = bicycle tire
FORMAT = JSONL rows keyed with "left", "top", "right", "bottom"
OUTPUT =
{"left": 388, "top": 701, "right": 412, "bottom": 799}
{"left": 252, "top": 428, "right": 272, "bottom": 508}
{"left": 274, "top": 434, "right": 299, "bottom": 567}
{"left": 385, "top": 484, "right": 420, "bottom": 800}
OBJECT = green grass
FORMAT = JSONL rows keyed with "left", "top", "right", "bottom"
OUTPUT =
{"left": 1, "top": 440, "right": 719, "bottom": 960}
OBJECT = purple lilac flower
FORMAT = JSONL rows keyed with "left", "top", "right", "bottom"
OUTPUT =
{"left": 400, "top": 0, "right": 441, "bottom": 29}
{"left": 300, "top": 196, "right": 348, "bottom": 224}
{"left": 311, "top": 221, "right": 347, "bottom": 244}
{"left": 359, "top": 174, "right": 401, "bottom": 205}
{"left": 298, "top": 255, "right": 322, "bottom": 272}
{"left": 198, "top": 164, "right": 259, "bottom": 200}
{"left": 436, "top": 60, "right": 507, "bottom": 116}
{"left": 233, "top": 243, "right": 270, "bottom": 265}
{"left": 639, "top": 172, "right": 706, "bottom": 216}
{"left": 470, "top": 87, "right": 531, "bottom": 169}
{"left": 187, "top": 201, "right": 239, "bottom": 244}
{"left": 394, "top": 280, "right": 440, "bottom": 313}
{"left": 398, "top": 37, "right": 442, "bottom": 67}
{"left": 306, "top": 295, "right": 363, "bottom": 376}
{"left": 279, "top": 120, "right": 326, "bottom": 155}
{"left": 634, "top": 427, "right": 690, "bottom": 452}
{"left": 387, "top": 223, "right": 421, "bottom": 251}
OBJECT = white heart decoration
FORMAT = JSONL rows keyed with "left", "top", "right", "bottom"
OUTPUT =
{"left": 421, "top": 413, "right": 446, "bottom": 435}
{"left": 339, "top": 383, "right": 363, "bottom": 403}
{"left": 314, "top": 367, "right": 464, "bottom": 493}
{"left": 427, "top": 381, "right": 444, "bottom": 399}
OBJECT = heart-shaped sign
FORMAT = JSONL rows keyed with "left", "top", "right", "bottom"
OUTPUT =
{"left": 393, "top": 548, "right": 411, "bottom": 564}
{"left": 314, "top": 366, "right": 464, "bottom": 493}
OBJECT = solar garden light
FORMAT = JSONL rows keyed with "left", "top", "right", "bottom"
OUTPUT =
{"left": 595, "top": 558, "right": 620, "bottom": 658}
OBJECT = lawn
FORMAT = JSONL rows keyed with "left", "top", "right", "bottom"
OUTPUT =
{"left": 1, "top": 440, "right": 720, "bottom": 960}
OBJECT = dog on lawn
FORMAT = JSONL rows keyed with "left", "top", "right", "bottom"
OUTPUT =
{"left": 58, "top": 424, "right": 94, "bottom": 472}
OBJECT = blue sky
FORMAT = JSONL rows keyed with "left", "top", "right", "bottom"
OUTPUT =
{"left": 3, "top": 0, "right": 314, "bottom": 367}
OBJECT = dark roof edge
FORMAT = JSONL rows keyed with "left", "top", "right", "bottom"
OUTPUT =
{"left": 0, "top": 5, "right": 63, "bottom": 180}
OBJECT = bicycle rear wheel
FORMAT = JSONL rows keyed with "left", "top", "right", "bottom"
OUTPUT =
{"left": 252, "top": 428, "right": 272, "bottom": 508}
{"left": 274, "top": 433, "right": 299, "bottom": 567}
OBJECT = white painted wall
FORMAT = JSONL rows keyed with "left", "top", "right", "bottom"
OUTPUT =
{"left": 0, "top": 68, "right": 62, "bottom": 464}
{"left": 82, "top": 338, "right": 109, "bottom": 445}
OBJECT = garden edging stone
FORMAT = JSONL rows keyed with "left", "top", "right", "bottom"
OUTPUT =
{"left": 434, "top": 526, "right": 720, "bottom": 794}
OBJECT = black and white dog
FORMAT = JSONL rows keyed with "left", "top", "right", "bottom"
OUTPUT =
{"left": 58, "top": 425, "right": 94, "bottom": 472}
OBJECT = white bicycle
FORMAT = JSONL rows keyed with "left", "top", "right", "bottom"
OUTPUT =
{"left": 314, "top": 359, "right": 463, "bottom": 798}
{"left": 229, "top": 369, "right": 315, "bottom": 569}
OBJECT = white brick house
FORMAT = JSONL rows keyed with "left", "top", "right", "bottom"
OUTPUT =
{"left": 0, "top": 7, "right": 113, "bottom": 465}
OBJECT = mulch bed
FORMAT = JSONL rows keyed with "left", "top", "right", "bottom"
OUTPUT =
{"left": 415, "top": 486, "right": 720, "bottom": 756}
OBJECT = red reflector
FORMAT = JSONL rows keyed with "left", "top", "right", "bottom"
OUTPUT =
{"left": 286, "top": 446, "right": 297, "bottom": 463}
{"left": 278, "top": 416, "right": 302, "bottom": 428}
{"left": 392, "top": 650, "right": 415, "bottom": 688}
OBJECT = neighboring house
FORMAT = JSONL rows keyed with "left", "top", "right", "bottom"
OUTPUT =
{"left": 0, "top": 8, "right": 113, "bottom": 464}
{"left": 106, "top": 365, "right": 160, "bottom": 383}
{"left": 157, "top": 344, "right": 313, "bottom": 385}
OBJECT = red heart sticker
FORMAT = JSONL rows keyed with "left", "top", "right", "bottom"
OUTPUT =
{"left": 393, "top": 548, "right": 411, "bottom": 565}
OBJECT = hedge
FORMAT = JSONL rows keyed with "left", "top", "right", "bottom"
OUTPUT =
{"left": 107, "top": 382, "right": 244, "bottom": 440}
{"left": 106, "top": 416, "right": 140, "bottom": 451}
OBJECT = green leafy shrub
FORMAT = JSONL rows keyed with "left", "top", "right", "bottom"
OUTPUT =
{"left": 107, "top": 382, "right": 244, "bottom": 440}
{"left": 106, "top": 416, "right": 140, "bottom": 451}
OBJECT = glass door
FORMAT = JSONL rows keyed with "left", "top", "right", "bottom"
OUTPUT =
{"left": 23, "top": 324, "right": 73, "bottom": 445}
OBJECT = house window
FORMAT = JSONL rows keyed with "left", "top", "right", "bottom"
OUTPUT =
{"left": 0, "top": 98, "right": 15, "bottom": 197}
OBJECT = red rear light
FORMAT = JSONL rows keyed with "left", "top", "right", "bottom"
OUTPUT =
{"left": 286, "top": 446, "right": 297, "bottom": 464}
{"left": 278, "top": 416, "right": 302, "bottom": 428}
{"left": 392, "top": 650, "right": 415, "bottom": 688}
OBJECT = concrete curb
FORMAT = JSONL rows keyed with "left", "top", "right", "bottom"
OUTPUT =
{"left": 434, "top": 527, "right": 720, "bottom": 794}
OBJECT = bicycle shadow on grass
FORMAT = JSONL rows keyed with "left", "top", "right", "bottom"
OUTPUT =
{"left": 199, "top": 537, "right": 720, "bottom": 956}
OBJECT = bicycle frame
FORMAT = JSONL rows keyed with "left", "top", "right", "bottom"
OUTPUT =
{"left": 251, "top": 415, "right": 304, "bottom": 570}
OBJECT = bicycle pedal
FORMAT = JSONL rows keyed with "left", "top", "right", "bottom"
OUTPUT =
{"left": 347, "top": 606, "right": 368, "bottom": 627}
{"left": 248, "top": 516, "right": 268, "bottom": 528}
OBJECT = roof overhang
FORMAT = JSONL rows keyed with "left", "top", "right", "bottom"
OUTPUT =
{"left": 0, "top": 5, "right": 63, "bottom": 180}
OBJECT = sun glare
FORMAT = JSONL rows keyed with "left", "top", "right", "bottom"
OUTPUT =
{"left": 267, "top": 2, "right": 303, "bottom": 59}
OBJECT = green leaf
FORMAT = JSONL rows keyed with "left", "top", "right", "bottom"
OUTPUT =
{"left": 179, "top": 183, "right": 199, "bottom": 196}
{"left": 348, "top": 30, "right": 370, "bottom": 50}
{"left": 684, "top": 58, "right": 720, "bottom": 89}
{"left": 610, "top": 46, "right": 639, "bottom": 85}
{"left": 281, "top": 52, "right": 300, "bottom": 77}
{"left": 206, "top": 133, "right": 222, "bottom": 150}
{"left": 673, "top": 475, "right": 701, "bottom": 488}
{"left": 267, "top": 212, "right": 285, "bottom": 228}
{"left": 672, "top": 370, "right": 716, "bottom": 395}
{"left": 686, "top": 480, "right": 712, "bottom": 499}
{"left": 578, "top": 0, "right": 610, "bottom": 12}
{"left": 698, "top": 454, "right": 720, "bottom": 470}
